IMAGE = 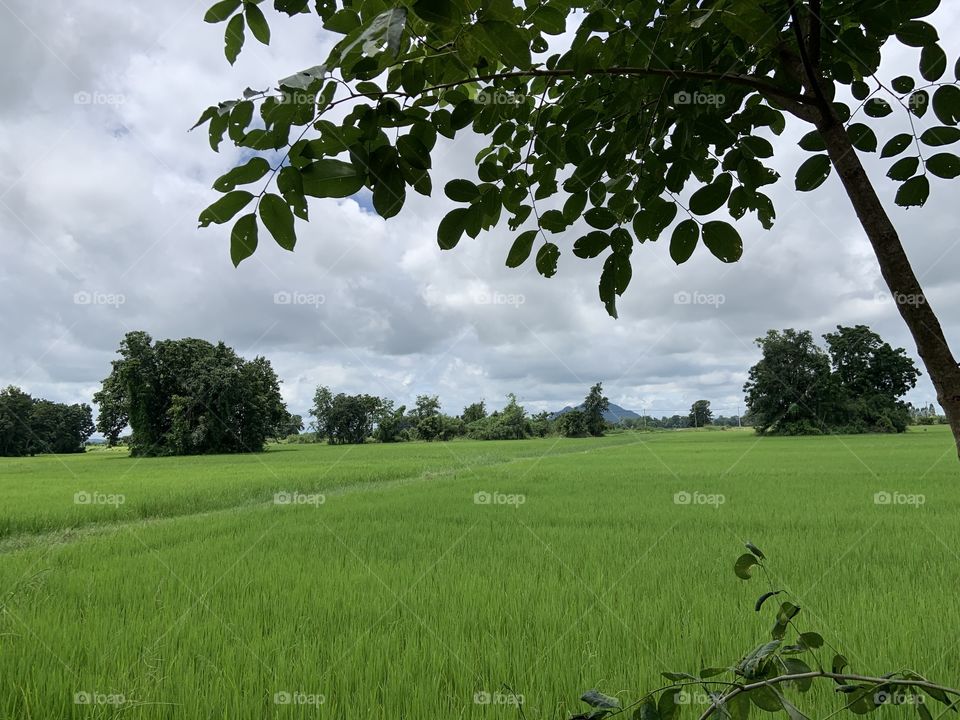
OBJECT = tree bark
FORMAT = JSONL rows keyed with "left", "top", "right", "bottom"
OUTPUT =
{"left": 818, "top": 119, "right": 960, "bottom": 458}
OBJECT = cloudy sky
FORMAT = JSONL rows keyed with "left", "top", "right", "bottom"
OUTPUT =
{"left": 1, "top": 1, "right": 958, "bottom": 423}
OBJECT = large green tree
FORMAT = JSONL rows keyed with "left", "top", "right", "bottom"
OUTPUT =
{"left": 582, "top": 382, "right": 610, "bottom": 436}
{"left": 309, "top": 386, "right": 383, "bottom": 443}
{"left": 194, "top": 0, "right": 960, "bottom": 455}
{"left": 94, "top": 331, "right": 288, "bottom": 455}
{"left": 688, "top": 399, "right": 713, "bottom": 427}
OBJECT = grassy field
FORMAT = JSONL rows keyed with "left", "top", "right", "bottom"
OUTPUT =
{"left": 1, "top": 427, "right": 958, "bottom": 719}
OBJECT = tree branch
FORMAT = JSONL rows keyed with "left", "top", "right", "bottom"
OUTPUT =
{"left": 414, "top": 66, "right": 816, "bottom": 108}
{"left": 696, "top": 672, "right": 960, "bottom": 720}
{"left": 788, "top": 0, "right": 831, "bottom": 119}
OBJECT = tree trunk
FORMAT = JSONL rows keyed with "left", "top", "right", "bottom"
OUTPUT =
{"left": 818, "top": 120, "right": 960, "bottom": 458}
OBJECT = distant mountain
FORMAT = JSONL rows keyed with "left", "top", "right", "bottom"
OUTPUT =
{"left": 550, "top": 402, "right": 641, "bottom": 424}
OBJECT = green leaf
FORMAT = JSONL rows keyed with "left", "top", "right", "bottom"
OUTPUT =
{"left": 920, "top": 127, "right": 960, "bottom": 146}
{"left": 896, "top": 20, "right": 938, "bottom": 47}
{"left": 224, "top": 13, "right": 245, "bottom": 65}
{"left": 245, "top": 2, "right": 271, "bottom": 44}
{"left": 798, "top": 131, "right": 826, "bottom": 151}
{"left": 745, "top": 542, "right": 765, "bottom": 559}
{"left": 573, "top": 231, "right": 610, "bottom": 259}
{"left": 479, "top": 21, "right": 531, "bottom": 70}
{"left": 863, "top": 98, "right": 893, "bottom": 118}
{"left": 700, "top": 667, "right": 729, "bottom": 678}
{"left": 880, "top": 134, "right": 913, "bottom": 159}
{"left": 506, "top": 230, "right": 537, "bottom": 268}
{"left": 927, "top": 152, "right": 960, "bottom": 179}
{"left": 301, "top": 159, "right": 364, "bottom": 198}
{"left": 324, "top": 8, "right": 361, "bottom": 33}
{"left": 910, "top": 90, "right": 930, "bottom": 118}
{"left": 892, "top": 75, "right": 915, "bottom": 93}
{"left": 277, "top": 166, "right": 308, "bottom": 220}
{"left": 259, "top": 193, "right": 296, "bottom": 250}
{"left": 230, "top": 212, "right": 258, "bottom": 266}
{"left": 400, "top": 62, "right": 425, "bottom": 95}
{"left": 396, "top": 135, "right": 432, "bottom": 170}
{"left": 832, "top": 654, "right": 848, "bottom": 676}
{"left": 920, "top": 44, "right": 947, "bottom": 81}
{"left": 669, "top": 220, "right": 699, "bottom": 265}
{"left": 933, "top": 85, "right": 960, "bottom": 125}
{"left": 372, "top": 167, "right": 406, "bottom": 219}
{"left": 798, "top": 632, "right": 824, "bottom": 649}
{"left": 411, "top": 0, "right": 458, "bottom": 25}
{"left": 536, "top": 242, "right": 560, "bottom": 278}
{"left": 795, "top": 155, "right": 831, "bottom": 191}
{"left": 444, "top": 179, "right": 479, "bottom": 203}
{"left": 702, "top": 221, "right": 742, "bottom": 263}
{"left": 658, "top": 689, "right": 680, "bottom": 720}
{"left": 437, "top": 208, "right": 468, "bottom": 250}
{"left": 213, "top": 157, "right": 271, "bottom": 192}
{"left": 847, "top": 124, "right": 877, "bottom": 152}
{"left": 582, "top": 690, "right": 620, "bottom": 710}
{"left": 632, "top": 698, "right": 658, "bottom": 720}
{"left": 661, "top": 673, "right": 697, "bottom": 682}
{"left": 895, "top": 175, "right": 930, "bottom": 208}
{"left": 888, "top": 156, "right": 920, "bottom": 181}
{"left": 584, "top": 207, "right": 617, "bottom": 229}
{"left": 198, "top": 190, "right": 254, "bottom": 227}
{"left": 633, "top": 199, "right": 677, "bottom": 242}
{"left": 755, "top": 590, "right": 781, "bottom": 611}
{"left": 734, "top": 552, "right": 760, "bottom": 579}
{"left": 279, "top": 64, "right": 327, "bottom": 91}
{"left": 204, "top": 0, "right": 241, "bottom": 23}
{"left": 539, "top": 210, "right": 568, "bottom": 233}
{"left": 689, "top": 174, "right": 733, "bottom": 215}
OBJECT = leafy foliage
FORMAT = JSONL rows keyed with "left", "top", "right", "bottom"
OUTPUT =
{"left": 570, "top": 545, "right": 960, "bottom": 720}
{"left": 195, "top": 0, "right": 960, "bottom": 318}
{"left": 0, "top": 387, "right": 94, "bottom": 456}
{"left": 93, "top": 331, "right": 289, "bottom": 456}
{"left": 744, "top": 326, "right": 919, "bottom": 436}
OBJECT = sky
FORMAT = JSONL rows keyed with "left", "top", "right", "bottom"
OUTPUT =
{"left": 1, "top": 1, "right": 958, "bottom": 423}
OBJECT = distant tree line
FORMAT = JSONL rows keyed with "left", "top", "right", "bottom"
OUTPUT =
{"left": 0, "top": 386, "right": 94, "bottom": 456}
{"left": 301, "top": 383, "right": 613, "bottom": 445}
{"left": 744, "top": 325, "right": 920, "bottom": 435}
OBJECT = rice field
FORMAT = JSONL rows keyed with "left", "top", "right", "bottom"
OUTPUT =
{"left": 1, "top": 427, "right": 958, "bottom": 719}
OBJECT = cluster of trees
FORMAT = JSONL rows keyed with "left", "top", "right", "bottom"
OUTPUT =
{"left": 0, "top": 386, "right": 94, "bottom": 456}
{"left": 94, "top": 331, "right": 292, "bottom": 456}
{"left": 305, "top": 384, "right": 613, "bottom": 445}
{"left": 744, "top": 325, "right": 920, "bottom": 435}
